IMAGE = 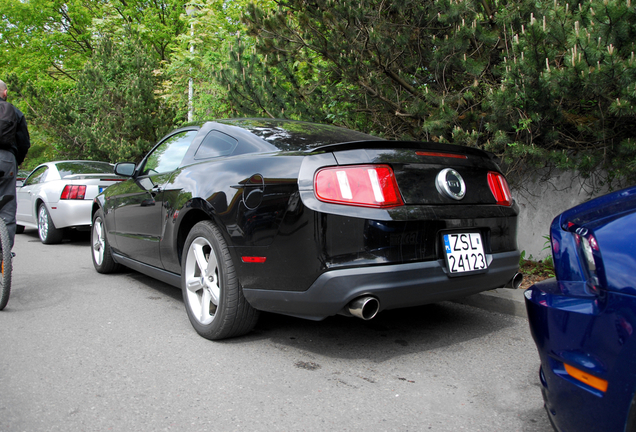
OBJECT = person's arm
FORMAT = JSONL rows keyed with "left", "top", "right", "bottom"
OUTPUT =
{"left": 14, "top": 110, "right": 30, "bottom": 166}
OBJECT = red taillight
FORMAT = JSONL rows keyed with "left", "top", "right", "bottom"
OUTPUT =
{"left": 315, "top": 165, "right": 404, "bottom": 208}
{"left": 60, "top": 185, "right": 86, "bottom": 200}
{"left": 487, "top": 172, "right": 512, "bottom": 206}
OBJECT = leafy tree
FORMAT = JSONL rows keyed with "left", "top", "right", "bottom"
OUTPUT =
{"left": 30, "top": 36, "right": 175, "bottom": 163}
{"left": 213, "top": 23, "right": 324, "bottom": 124}
{"left": 160, "top": 0, "right": 276, "bottom": 123}
{"left": 488, "top": 0, "right": 636, "bottom": 186}
{"left": 0, "top": 0, "right": 101, "bottom": 95}
{"left": 226, "top": 0, "right": 505, "bottom": 139}
{"left": 90, "top": 0, "right": 188, "bottom": 62}
{"left": 4, "top": 0, "right": 634, "bottom": 188}
{"left": 18, "top": 129, "right": 57, "bottom": 171}
{"left": 220, "top": 0, "right": 636, "bottom": 188}
{"left": 1, "top": 0, "right": 190, "bottom": 164}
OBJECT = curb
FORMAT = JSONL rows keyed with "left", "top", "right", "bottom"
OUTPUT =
{"left": 453, "top": 288, "right": 528, "bottom": 318}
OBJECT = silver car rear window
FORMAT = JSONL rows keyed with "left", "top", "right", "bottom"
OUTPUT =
{"left": 56, "top": 161, "right": 114, "bottom": 178}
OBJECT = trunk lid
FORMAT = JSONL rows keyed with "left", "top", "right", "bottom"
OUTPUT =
{"left": 315, "top": 141, "right": 503, "bottom": 205}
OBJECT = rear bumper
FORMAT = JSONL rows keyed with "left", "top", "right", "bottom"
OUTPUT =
{"left": 243, "top": 250, "right": 519, "bottom": 320}
{"left": 48, "top": 200, "right": 92, "bottom": 229}
{"left": 524, "top": 279, "right": 636, "bottom": 432}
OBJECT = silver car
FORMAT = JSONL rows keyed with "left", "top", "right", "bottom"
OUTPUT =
{"left": 17, "top": 161, "right": 123, "bottom": 244}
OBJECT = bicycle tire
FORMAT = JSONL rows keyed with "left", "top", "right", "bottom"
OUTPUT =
{"left": 0, "top": 218, "right": 12, "bottom": 310}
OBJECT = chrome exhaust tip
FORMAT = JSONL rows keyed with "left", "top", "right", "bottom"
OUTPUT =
{"left": 504, "top": 272, "right": 524, "bottom": 289}
{"left": 348, "top": 296, "right": 380, "bottom": 320}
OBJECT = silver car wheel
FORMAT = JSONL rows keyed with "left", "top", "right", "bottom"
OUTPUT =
{"left": 37, "top": 204, "right": 63, "bottom": 244}
{"left": 184, "top": 236, "right": 220, "bottom": 325}
{"left": 38, "top": 205, "right": 49, "bottom": 241}
{"left": 92, "top": 218, "right": 105, "bottom": 266}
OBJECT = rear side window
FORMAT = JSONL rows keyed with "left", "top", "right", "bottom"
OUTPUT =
{"left": 194, "top": 131, "right": 238, "bottom": 160}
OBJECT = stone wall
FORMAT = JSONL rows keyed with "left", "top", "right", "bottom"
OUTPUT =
{"left": 512, "top": 171, "right": 609, "bottom": 260}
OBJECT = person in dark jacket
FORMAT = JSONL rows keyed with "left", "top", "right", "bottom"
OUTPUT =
{"left": 0, "top": 79, "right": 31, "bottom": 247}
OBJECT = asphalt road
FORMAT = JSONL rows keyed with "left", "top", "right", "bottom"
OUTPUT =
{"left": 1, "top": 229, "right": 552, "bottom": 432}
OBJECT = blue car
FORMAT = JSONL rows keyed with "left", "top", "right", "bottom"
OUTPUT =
{"left": 525, "top": 185, "right": 636, "bottom": 432}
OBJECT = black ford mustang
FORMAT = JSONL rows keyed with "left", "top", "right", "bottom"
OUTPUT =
{"left": 91, "top": 119, "right": 520, "bottom": 340}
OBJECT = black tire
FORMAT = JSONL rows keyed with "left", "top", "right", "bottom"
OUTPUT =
{"left": 0, "top": 218, "right": 12, "bottom": 310}
{"left": 91, "top": 209, "right": 121, "bottom": 273}
{"left": 181, "top": 220, "right": 259, "bottom": 340}
{"left": 15, "top": 225, "right": 24, "bottom": 234}
{"left": 38, "top": 203, "right": 63, "bottom": 244}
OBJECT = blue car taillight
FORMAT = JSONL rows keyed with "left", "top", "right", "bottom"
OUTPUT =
{"left": 575, "top": 231, "right": 600, "bottom": 288}
{"left": 552, "top": 218, "right": 604, "bottom": 295}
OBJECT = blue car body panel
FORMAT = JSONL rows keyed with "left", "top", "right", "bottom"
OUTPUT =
{"left": 525, "top": 185, "right": 636, "bottom": 432}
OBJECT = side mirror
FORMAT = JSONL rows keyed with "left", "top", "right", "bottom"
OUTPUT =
{"left": 114, "top": 162, "right": 137, "bottom": 177}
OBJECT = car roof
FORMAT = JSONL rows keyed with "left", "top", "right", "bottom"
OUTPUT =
{"left": 191, "top": 118, "right": 383, "bottom": 152}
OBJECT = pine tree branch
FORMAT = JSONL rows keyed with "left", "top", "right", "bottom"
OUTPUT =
{"left": 48, "top": 63, "right": 78, "bottom": 82}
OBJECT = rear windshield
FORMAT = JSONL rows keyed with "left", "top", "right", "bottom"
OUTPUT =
{"left": 56, "top": 161, "right": 114, "bottom": 178}
{"left": 216, "top": 119, "right": 382, "bottom": 151}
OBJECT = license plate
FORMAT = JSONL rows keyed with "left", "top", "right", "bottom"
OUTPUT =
{"left": 443, "top": 233, "right": 488, "bottom": 274}
{"left": 99, "top": 186, "right": 106, "bottom": 193}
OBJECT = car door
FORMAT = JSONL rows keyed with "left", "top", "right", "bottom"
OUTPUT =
{"left": 110, "top": 130, "right": 197, "bottom": 268}
{"left": 16, "top": 165, "right": 49, "bottom": 226}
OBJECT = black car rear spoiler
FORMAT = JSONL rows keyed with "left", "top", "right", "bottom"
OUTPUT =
{"left": 308, "top": 140, "right": 494, "bottom": 160}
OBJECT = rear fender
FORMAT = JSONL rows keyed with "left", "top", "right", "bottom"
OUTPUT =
{"left": 173, "top": 198, "right": 219, "bottom": 266}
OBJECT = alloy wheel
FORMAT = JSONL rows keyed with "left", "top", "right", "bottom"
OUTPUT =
{"left": 184, "top": 237, "right": 220, "bottom": 325}
{"left": 38, "top": 206, "right": 49, "bottom": 241}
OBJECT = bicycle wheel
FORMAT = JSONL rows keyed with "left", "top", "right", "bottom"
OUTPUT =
{"left": 0, "top": 218, "right": 12, "bottom": 310}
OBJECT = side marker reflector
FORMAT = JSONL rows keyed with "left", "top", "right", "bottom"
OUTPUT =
{"left": 242, "top": 257, "right": 267, "bottom": 263}
{"left": 564, "top": 363, "right": 608, "bottom": 392}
